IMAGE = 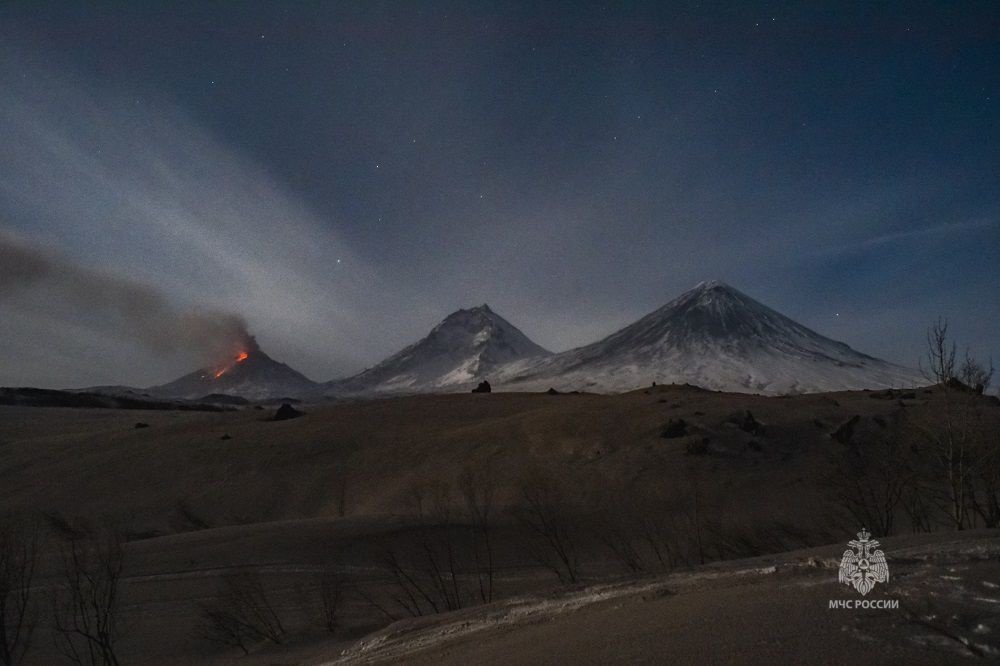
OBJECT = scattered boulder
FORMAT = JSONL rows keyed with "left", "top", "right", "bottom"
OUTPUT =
{"left": 831, "top": 415, "right": 861, "bottom": 444}
{"left": 471, "top": 380, "right": 492, "bottom": 394}
{"left": 685, "top": 437, "right": 710, "bottom": 455}
{"left": 546, "top": 387, "right": 560, "bottom": 395}
{"left": 219, "top": 433, "right": 232, "bottom": 441}
{"left": 273, "top": 403, "right": 304, "bottom": 421}
{"left": 134, "top": 422, "right": 150, "bottom": 429}
{"left": 661, "top": 418, "right": 689, "bottom": 439}
{"left": 728, "top": 410, "right": 765, "bottom": 436}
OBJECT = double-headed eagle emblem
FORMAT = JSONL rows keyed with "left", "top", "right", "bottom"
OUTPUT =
{"left": 838, "top": 529, "right": 889, "bottom": 596}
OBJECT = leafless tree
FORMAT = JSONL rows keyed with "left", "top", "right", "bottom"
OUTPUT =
{"left": 910, "top": 321, "right": 999, "bottom": 530}
{"left": 333, "top": 471, "right": 350, "bottom": 518}
{"left": 921, "top": 317, "right": 957, "bottom": 384}
{"left": 377, "top": 481, "right": 466, "bottom": 618}
{"left": 316, "top": 571, "right": 343, "bottom": 634}
{"left": 51, "top": 529, "right": 124, "bottom": 666}
{"left": 514, "top": 474, "right": 580, "bottom": 584}
{"left": 960, "top": 350, "right": 994, "bottom": 395}
{"left": 198, "top": 571, "right": 286, "bottom": 654}
{"left": 458, "top": 461, "right": 496, "bottom": 603}
{"left": 0, "top": 516, "right": 38, "bottom": 666}
{"left": 827, "top": 414, "right": 911, "bottom": 536}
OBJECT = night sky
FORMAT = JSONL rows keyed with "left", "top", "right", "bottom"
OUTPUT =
{"left": 1, "top": 1, "right": 997, "bottom": 388}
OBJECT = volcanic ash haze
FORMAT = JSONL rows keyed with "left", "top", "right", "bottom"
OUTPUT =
{"left": 0, "top": 230, "right": 256, "bottom": 369}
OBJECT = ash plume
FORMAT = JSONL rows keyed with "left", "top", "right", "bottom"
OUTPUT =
{"left": 0, "top": 231, "right": 256, "bottom": 363}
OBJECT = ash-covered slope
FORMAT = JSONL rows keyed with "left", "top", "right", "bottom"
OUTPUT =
{"left": 499, "top": 281, "right": 923, "bottom": 395}
{"left": 326, "top": 305, "right": 550, "bottom": 396}
{"left": 150, "top": 346, "right": 318, "bottom": 401}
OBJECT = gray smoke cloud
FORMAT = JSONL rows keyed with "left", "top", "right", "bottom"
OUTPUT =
{"left": 0, "top": 231, "right": 257, "bottom": 365}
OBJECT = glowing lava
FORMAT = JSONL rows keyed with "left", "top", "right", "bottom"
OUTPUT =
{"left": 213, "top": 351, "right": 250, "bottom": 379}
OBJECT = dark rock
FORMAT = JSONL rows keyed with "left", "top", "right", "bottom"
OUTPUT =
{"left": 273, "top": 403, "right": 304, "bottom": 421}
{"left": 661, "top": 418, "right": 689, "bottom": 439}
{"left": 685, "top": 437, "right": 710, "bottom": 455}
{"left": 220, "top": 433, "right": 232, "bottom": 440}
{"left": 471, "top": 380, "right": 492, "bottom": 393}
{"left": 746, "top": 440, "right": 763, "bottom": 452}
{"left": 546, "top": 387, "right": 560, "bottom": 395}
{"left": 134, "top": 422, "right": 150, "bottom": 429}
{"left": 831, "top": 415, "right": 861, "bottom": 444}
{"left": 729, "top": 410, "right": 765, "bottom": 436}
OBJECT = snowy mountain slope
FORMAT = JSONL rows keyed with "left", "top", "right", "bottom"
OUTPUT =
{"left": 149, "top": 346, "right": 319, "bottom": 401}
{"left": 325, "top": 305, "right": 550, "bottom": 396}
{"left": 496, "top": 281, "right": 925, "bottom": 395}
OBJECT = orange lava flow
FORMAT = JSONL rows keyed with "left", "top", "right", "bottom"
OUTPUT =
{"left": 212, "top": 351, "right": 248, "bottom": 380}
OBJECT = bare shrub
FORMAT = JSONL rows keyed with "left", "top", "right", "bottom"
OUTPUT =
{"left": 52, "top": 528, "right": 124, "bottom": 666}
{"left": 377, "top": 481, "right": 467, "bottom": 618}
{"left": 198, "top": 571, "right": 286, "bottom": 654}
{"left": 458, "top": 460, "right": 496, "bottom": 603}
{"left": 921, "top": 317, "right": 957, "bottom": 384}
{"left": 826, "top": 413, "right": 911, "bottom": 536}
{"left": 959, "top": 350, "right": 994, "bottom": 395}
{"left": 316, "top": 572, "right": 343, "bottom": 634}
{"left": 514, "top": 473, "right": 580, "bottom": 584}
{"left": 0, "top": 516, "right": 39, "bottom": 666}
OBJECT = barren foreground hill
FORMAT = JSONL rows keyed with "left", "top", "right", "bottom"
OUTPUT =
{"left": 0, "top": 384, "right": 997, "bottom": 663}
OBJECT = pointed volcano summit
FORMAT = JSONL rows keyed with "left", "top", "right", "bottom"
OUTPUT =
{"left": 501, "top": 281, "right": 922, "bottom": 395}
{"left": 326, "top": 304, "right": 550, "bottom": 396}
{"left": 150, "top": 346, "right": 319, "bottom": 401}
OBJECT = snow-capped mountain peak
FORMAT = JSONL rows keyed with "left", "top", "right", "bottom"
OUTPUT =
{"left": 325, "top": 304, "right": 550, "bottom": 396}
{"left": 498, "top": 281, "right": 923, "bottom": 395}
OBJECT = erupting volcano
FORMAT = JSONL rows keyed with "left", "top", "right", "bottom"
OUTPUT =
{"left": 149, "top": 337, "right": 319, "bottom": 401}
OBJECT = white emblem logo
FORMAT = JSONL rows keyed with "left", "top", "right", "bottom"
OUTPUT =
{"left": 838, "top": 529, "right": 889, "bottom": 596}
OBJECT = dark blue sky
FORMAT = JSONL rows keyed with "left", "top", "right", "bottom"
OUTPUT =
{"left": 0, "top": 1, "right": 997, "bottom": 387}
